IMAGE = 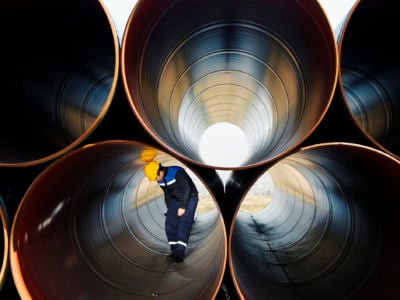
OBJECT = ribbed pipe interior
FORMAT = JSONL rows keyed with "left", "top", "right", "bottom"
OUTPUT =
{"left": 0, "top": 0, "right": 118, "bottom": 166}
{"left": 10, "top": 141, "right": 226, "bottom": 300}
{"left": 338, "top": 0, "right": 400, "bottom": 160}
{"left": 229, "top": 143, "right": 400, "bottom": 299}
{"left": 122, "top": 0, "right": 337, "bottom": 169}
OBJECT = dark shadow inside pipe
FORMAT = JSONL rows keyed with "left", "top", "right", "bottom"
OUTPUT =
{"left": 122, "top": 0, "right": 337, "bottom": 169}
{"left": 0, "top": 0, "right": 119, "bottom": 166}
{"left": 229, "top": 143, "right": 400, "bottom": 299}
{"left": 338, "top": 0, "right": 400, "bottom": 160}
{"left": 10, "top": 141, "right": 226, "bottom": 299}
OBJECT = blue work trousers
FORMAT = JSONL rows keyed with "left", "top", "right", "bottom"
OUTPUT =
{"left": 165, "top": 195, "right": 198, "bottom": 259}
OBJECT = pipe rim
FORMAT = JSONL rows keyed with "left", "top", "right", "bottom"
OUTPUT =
{"left": 10, "top": 140, "right": 227, "bottom": 299}
{"left": 0, "top": 0, "right": 120, "bottom": 167}
{"left": 121, "top": 0, "right": 338, "bottom": 170}
{"left": 229, "top": 142, "right": 400, "bottom": 299}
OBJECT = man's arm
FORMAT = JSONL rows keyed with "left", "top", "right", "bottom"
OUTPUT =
{"left": 175, "top": 169, "right": 194, "bottom": 215}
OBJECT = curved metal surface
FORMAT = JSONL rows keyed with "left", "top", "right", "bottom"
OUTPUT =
{"left": 229, "top": 143, "right": 400, "bottom": 299}
{"left": 10, "top": 141, "right": 226, "bottom": 299}
{"left": 0, "top": 196, "right": 9, "bottom": 291}
{"left": 0, "top": 0, "right": 119, "bottom": 167}
{"left": 121, "top": 0, "right": 338, "bottom": 169}
{"left": 337, "top": 0, "right": 400, "bottom": 160}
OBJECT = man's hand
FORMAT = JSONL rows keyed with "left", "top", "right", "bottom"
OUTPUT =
{"left": 177, "top": 208, "right": 186, "bottom": 216}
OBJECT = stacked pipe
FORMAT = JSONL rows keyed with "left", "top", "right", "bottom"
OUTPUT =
{"left": 0, "top": 0, "right": 399, "bottom": 299}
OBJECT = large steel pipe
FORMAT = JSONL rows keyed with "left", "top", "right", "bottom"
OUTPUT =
{"left": 10, "top": 141, "right": 226, "bottom": 299}
{"left": 228, "top": 143, "right": 400, "bottom": 299}
{"left": 0, "top": 0, "right": 119, "bottom": 167}
{"left": 337, "top": 0, "right": 400, "bottom": 160}
{"left": 0, "top": 196, "right": 9, "bottom": 291}
{"left": 122, "top": 0, "right": 338, "bottom": 169}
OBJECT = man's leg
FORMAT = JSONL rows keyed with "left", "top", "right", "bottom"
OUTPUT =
{"left": 165, "top": 207, "right": 179, "bottom": 258}
{"left": 174, "top": 195, "right": 198, "bottom": 260}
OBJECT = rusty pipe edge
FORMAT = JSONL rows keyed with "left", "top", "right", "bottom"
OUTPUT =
{"left": 121, "top": 0, "right": 338, "bottom": 170}
{"left": 0, "top": 196, "right": 9, "bottom": 291}
{"left": 337, "top": 0, "right": 400, "bottom": 161}
{"left": 9, "top": 140, "right": 227, "bottom": 300}
{"left": 228, "top": 142, "right": 400, "bottom": 300}
{"left": 0, "top": 0, "right": 119, "bottom": 167}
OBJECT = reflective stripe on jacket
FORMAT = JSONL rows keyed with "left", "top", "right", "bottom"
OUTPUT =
{"left": 157, "top": 166, "right": 198, "bottom": 209}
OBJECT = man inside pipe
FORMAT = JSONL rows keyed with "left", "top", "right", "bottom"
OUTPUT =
{"left": 144, "top": 161, "right": 199, "bottom": 263}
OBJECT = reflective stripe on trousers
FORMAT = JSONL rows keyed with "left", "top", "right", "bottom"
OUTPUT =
{"left": 165, "top": 195, "right": 198, "bottom": 258}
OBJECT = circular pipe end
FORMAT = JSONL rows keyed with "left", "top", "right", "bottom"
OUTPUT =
{"left": 337, "top": 0, "right": 400, "bottom": 160}
{"left": 122, "top": 0, "right": 338, "bottom": 169}
{"left": 10, "top": 140, "right": 227, "bottom": 299}
{"left": 0, "top": 0, "right": 120, "bottom": 167}
{"left": 229, "top": 143, "right": 400, "bottom": 299}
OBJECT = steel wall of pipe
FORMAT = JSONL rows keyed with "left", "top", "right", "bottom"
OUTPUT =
{"left": 10, "top": 141, "right": 226, "bottom": 299}
{"left": 228, "top": 143, "right": 400, "bottom": 299}
{"left": 0, "top": 196, "right": 9, "bottom": 291}
{"left": 121, "top": 0, "right": 338, "bottom": 169}
{"left": 337, "top": 0, "right": 400, "bottom": 160}
{"left": 0, "top": 0, "right": 399, "bottom": 299}
{"left": 0, "top": 0, "right": 119, "bottom": 167}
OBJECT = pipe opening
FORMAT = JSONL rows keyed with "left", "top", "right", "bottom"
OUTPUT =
{"left": 199, "top": 122, "right": 249, "bottom": 168}
{"left": 10, "top": 141, "right": 226, "bottom": 299}
{"left": 338, "top": 0, "right": 400, "bottom": 160}
{"left": 122, "top": 0, "right": 337, "bottom": 169}
{"left": 0, "top": 0, "right": 119, "bottom": 166}
{"left": 229, "top": 143, "right": 400, "bottom": 299}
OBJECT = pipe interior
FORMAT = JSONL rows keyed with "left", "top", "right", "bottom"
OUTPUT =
{"left": 338, "top": 0, "right": 400, "bottom": 159}
{"left": 229, "top": 143, "right": 400, "bottom": 299}
{"left": 122, "top": 0, "right": 337, "bottom": 169}
{"left": 0, "top": 0, "right": 118, "bottom": 166}
{"left": 10, "top": 141, "right": 226, "bottom": 300}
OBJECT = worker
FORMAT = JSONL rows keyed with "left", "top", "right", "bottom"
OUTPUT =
{"left": 144, "top": 161, "right": 199, "bottom": 263}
